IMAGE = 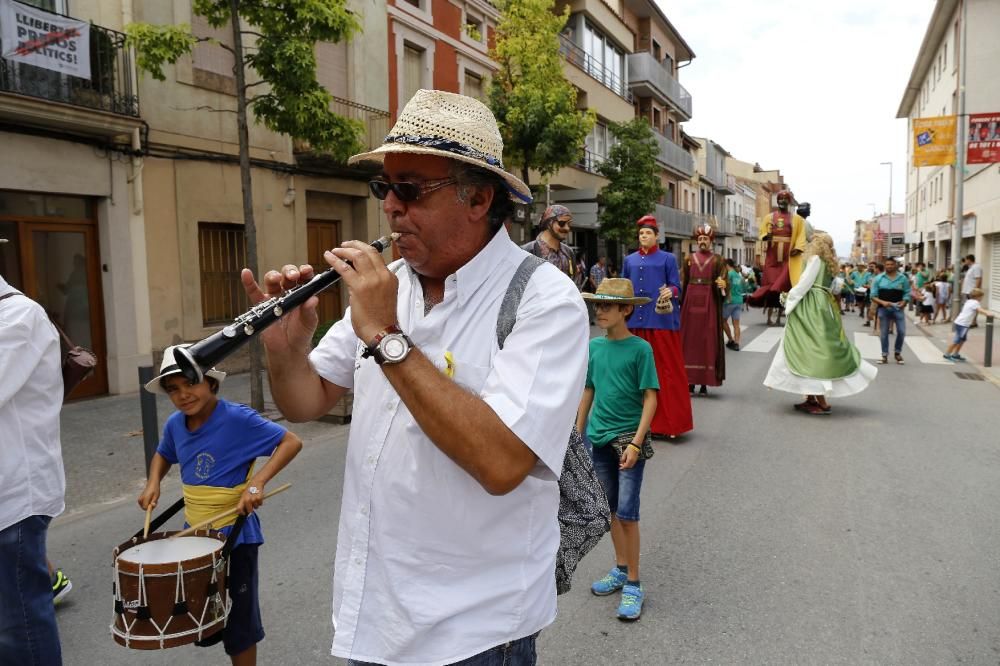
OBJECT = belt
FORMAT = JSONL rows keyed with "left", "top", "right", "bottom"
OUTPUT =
{"left": 689, "top": 278, "right": 713, "bottom": 285}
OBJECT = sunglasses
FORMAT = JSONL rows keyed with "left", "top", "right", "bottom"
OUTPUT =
{"left": 368, "top": 177, "right": 457, "bottom": 202}
{"left": 552, "top": 218, "right": 572, "bottom": 228}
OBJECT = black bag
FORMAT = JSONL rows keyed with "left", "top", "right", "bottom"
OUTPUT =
{"left": 496, "top": 255, "right": 611, "bottom": 595}
{"left": 0, "top": 292, "right": 97, "bottom": 398}
{"left": 610, "top": 431, "right": 655, "bottom": 461}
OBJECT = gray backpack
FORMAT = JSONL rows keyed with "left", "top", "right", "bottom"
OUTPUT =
{"left": 496, "top": 255, "right": 611, "bottom": 594}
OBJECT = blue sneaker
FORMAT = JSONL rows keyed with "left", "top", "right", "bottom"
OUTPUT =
{"left": 591, "top": 567, "right": 627, "bottom": 596}
{"left": 617, "top": 582, "right": 644, "bottom": 621}
{"left": 943, "top": 354, "right": 954, "bottom": 361}
{"left": 953, "top": 354, "right": 967, "bottom": 361}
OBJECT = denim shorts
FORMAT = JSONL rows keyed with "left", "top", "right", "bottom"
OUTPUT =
{"left": 591, "top": 442, "right": 646, "bottom": 522}
{"left": 348, "top": 631, "right": 539, "bottom": 666}
{"left": 953, "top": 324, "right": 970, "bottom": 344}
{"left": 722, "top": 302, "right": 742, "bottom": 320}
{"left": 196, "top": 543, "right": 264, "bottom": 656}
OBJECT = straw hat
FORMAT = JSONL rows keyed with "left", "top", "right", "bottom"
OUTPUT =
{"left": 348, "top": 89, "right": 532, "bottom": 204}
{"left": 582, "top": 278, "right": 650, "bottom": 305}
{"left": 144, "top": 344, "right": 226, "bottom": 395}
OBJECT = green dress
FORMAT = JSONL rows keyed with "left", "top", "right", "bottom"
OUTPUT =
{"left": 764, "top": 256, "right": 877, "bottom": 397}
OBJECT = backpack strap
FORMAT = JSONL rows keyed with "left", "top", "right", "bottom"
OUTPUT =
{"left": 497, "top": 255, "right": 545, "bottom": 349}
{"left": 0, "top": 292, "right": 18, "bottom": 303}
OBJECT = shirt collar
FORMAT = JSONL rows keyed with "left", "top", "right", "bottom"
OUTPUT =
{"left": 638, "top": 246, "right": 659, "bottom": 256}
{"left": 0, "top": 274, "right": 12, "bottom": 294}
{"left": 405, "top": 226, "right": 517, "bottom": 309}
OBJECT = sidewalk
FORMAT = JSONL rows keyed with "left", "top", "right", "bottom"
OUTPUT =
{"left": 904, "top": 306, "right": 1000, "bottom": 383}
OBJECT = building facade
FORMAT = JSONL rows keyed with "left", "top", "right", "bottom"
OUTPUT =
{"left": 897, "top": 0, "right": 1000, "bottom": 307}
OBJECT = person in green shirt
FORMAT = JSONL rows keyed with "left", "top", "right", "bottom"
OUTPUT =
{"left": 577, "top": 278, "right": 658, "bottom": 622}
{"left": 722, "top": 258, "right": 745, "bottom": 350}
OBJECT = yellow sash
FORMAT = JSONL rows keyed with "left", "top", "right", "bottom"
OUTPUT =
{"left": 182, "top": 462, "right": 255, "bottom": 530}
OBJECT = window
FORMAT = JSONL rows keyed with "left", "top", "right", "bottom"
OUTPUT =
{"left": 464, "top": 14, "right": 484, "bottom": 44}
{"left": 582, "top": 22, "right": 625, "bottom": 96}
{"left": 464, "top": 71, "right": 484, "bottom": 101}
{"left": 652, "top": 40, "right": 661, "bottom": 61}
{"left": 652, "top": 108, "right": 661, "bottom": 133}
{"left": 402, "top": 0, "right": 420, "bottom": 6}
{"left": 663, "top": 52, "right": 673, "bottom": 74}
{"left": 192, "top": 11, "right": 235, "bottom": 80}
{"left": 199, "top": 223, "right": 249, "bottom": 325}
{"left": 403, "top": 44, "right": 424, "bottom": 108}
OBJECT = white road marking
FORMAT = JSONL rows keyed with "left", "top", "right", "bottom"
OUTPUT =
{"left": 853, "top": 331, "right": 885, "bottom": 359}
{"left": 742, "top": 326, "right": 784, "bottom": 353}
{"left": 904, "top": 336, "right": 950, "bottom": 364}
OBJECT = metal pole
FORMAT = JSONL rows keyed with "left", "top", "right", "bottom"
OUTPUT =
{"left": 951, "top": 0, "right": 968, "bottom": 320}
{"left": 137, "top": 365, "right": 159, "bottom": 474}
{"left": 986, "top": 316, "right": 994, "bottom": 368}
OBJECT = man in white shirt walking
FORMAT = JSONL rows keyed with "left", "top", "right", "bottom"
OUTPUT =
{"left": 241, "top": 90, "right": 588, "bottom": 665}
{"left": 961, "top": 254, "right": 983, "bottom": 327}
{"left": 0, "top": 260, "right": 65, "bottom": 666}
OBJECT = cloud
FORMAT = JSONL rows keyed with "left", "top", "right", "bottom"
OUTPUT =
{"left": 663, "top": 0, "right": 934, "bottom": 256}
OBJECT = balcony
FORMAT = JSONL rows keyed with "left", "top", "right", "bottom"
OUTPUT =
{"left": 0, "top": 21, "right": 141, "bottom": 140}
{"left": 559, "top": 35, "right": 633, "bottom": 104}
{"left": 655, "top": 204, "right": 696, "bottom": 238}
{"left": 294, "top": 96, "right": 390, "bottom": 165}
{"left": 716, "top": 215, "right": 737, "bottom": 236}
{"left": 652, "top": 130, "right": 694, "bottom": 178}
{"left": 577, "top": 147, "right": 604, "bottom": 175}
{"left": 626, "top": 51, "right": 692, "bottom": 120}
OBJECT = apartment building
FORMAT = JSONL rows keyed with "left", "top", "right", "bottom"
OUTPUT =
{"left": 897, "top": 0, "right": 1000, "bottom": 307}
{"left": 726, "top": 158, "right": 790, "bottom": 267}
{"left": 851, "top": 214, "right": 905, "bottom": 264}
{"left": 1, "top": 0, "right": 148, "bottom": 398}
{"left": 689, "top": 137, "right": 737, "bottom": 258}
{"left": 1, "top": 0, "right": 389, "bottom": 396}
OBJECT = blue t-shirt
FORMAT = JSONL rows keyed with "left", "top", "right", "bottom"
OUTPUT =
{"left": 157, "top": 399, "right": 286, "bottom": 546}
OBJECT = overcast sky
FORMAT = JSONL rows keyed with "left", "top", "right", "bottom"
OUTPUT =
{"left": 666, "top": 0, "right": 934, "bottom": 257}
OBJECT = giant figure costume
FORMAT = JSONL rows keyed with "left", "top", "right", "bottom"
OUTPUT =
{"left": 680, "top": 223, "right": 727, "bottom": 391}
{"left": 749, "top": 189, "right": 806, "bottom": 308}
{"left": 622, "top": 216, "right": 693, "bottom": 437}
{"left": 764, "top": 233, "right": 877, "bottom": 404}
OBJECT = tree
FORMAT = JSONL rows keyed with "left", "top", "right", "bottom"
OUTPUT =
{"left": 597, "top": 118, "right": 665, "bottom": 243}
{"left": 489, "top": 0, "right": 594, "bottom": 197}
{"left": 127, "top": 0, "right": 363, "bottom": 410}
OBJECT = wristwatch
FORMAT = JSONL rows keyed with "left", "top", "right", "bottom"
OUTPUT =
{"left": 362, "top": 325, "right": 414, "bottom": 365}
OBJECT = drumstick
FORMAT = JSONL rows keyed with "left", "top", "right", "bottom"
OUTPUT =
{"left": 143, "top": 504, "right": 153, "bottom": 538}
{"left": 170, "top": 483, "right": 292, "bottom": 539}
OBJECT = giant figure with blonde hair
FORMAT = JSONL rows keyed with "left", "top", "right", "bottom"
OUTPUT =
{"left": 763, "top": 231, "right": 877, "bottom": 414}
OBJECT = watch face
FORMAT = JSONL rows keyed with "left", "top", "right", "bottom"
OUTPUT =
{"left": 381, "top": 334, "right": 408, "bottom": 361}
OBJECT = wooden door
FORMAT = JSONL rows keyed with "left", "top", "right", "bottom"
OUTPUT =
{"left": 306, "top": 220, "right": 342, "bottom": 327}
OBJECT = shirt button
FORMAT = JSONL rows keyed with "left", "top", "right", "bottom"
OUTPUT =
{"left": 361, "top": 507, "right": 368, "bottom": 516}
{"left": 367, "top": 456, "right": 376, "bottom": 465}
{"left": 386, "top": 402, "right": 394, "bottom": 411}
{"left": 355, "top": 558, "right": 362, "bottom": 565}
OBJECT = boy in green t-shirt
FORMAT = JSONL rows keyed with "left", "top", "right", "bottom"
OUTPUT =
{"left": 577, "top": 278, "right": 658, "bottom": 621}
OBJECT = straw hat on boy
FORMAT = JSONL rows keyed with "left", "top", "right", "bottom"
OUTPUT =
{"left": 582, "top": 278, "right": 651, "bottom": 305}
{"left": 144, "top": 344, "right": 226, "bottom": 394}
{"left": 348, "top": 89, "right": 532, "bottom": 204}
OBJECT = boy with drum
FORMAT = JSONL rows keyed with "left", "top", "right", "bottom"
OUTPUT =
{"left": 137, "top": 345, "right": 302, "bottom": 665}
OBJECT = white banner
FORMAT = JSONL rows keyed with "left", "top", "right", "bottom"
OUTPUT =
{"left": 0, "top": 0, "right": 90, "bottom": 79}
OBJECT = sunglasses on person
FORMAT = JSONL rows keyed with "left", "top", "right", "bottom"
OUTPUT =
{"left": 368, "top": 177, "right": 457, "bottom": 202}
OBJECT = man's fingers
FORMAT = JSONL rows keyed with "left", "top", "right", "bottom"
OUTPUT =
{"left": 241, "top": 268, "right": 270, "bottom": 305}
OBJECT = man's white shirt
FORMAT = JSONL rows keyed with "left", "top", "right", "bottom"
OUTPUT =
{"left": 310, "top": 227, "right": 588, "bottom": 665}
{"left": 0, "top": 276, "right": 65, "bottom": 532}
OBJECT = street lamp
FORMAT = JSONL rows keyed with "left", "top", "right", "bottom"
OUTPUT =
{"left": 866, "top": 203, "right": 877, "bottom": 219}
{"left": 880, "top": 161, "right": 893, "bottom": 258}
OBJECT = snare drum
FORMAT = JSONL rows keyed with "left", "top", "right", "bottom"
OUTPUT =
{"left": 111, "top": 530, "right": 230, "bottom": 649}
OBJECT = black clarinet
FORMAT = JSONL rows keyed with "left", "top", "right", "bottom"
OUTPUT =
{"left": 175, "top": 234, "right": 397, "bottom": 383}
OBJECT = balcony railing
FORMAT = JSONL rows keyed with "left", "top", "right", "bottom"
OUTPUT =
{"left": 559, "top": 35, "right": 633, "bottom": 103}
{"left": 626, "top": 51, "right": 692, "bottom": 120}
{"left": 577, "top": 147, "right": 605, "bottom": 175}
{"left": 652, "top": 130, "right": 694, "bottom": 177}
{"left": 294, "top": 96, "right": 390, "bottom": 155}
{"left": 0, "top": 22, "right": 139, "bottom": 117}
{"left": 655, "top": 204, "right": 696, "bottom": 237}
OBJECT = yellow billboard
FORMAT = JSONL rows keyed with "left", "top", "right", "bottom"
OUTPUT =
{"left": 913, "top": 116, "right": 956, "bottom": 166}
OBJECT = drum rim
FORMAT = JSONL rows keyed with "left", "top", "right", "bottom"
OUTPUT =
{"left": 113, "top": 530, "right": 226, "bottom": 574}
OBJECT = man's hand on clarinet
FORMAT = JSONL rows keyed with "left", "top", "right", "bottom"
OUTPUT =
{"left": 327, "top": 240, "right": 399, "bottom": 344}
{"left": 240, "top": 264, "right": 318, "bottom": 354}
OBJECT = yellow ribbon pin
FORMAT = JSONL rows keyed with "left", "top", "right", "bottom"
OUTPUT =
{"left": 443, "top": 351, "right": 455, "bottom": 378}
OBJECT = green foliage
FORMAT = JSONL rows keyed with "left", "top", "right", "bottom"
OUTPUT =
{"left": 597, "top": 119, "right": 665, "bottom": 243}
{"left": 488, "top": 0, "right": 594, "bottom": 190}
{"left": 126, "top": 0, "right": 365, "bottom": 159}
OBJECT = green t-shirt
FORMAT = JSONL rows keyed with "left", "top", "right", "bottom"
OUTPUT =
{"left": 726, "top": 269, "right": 745, "bottom": 304}
{"left": 585, "top": 336, "right": 659, "bottom": 447}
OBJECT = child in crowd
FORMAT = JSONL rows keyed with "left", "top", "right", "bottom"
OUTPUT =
{"left": 722, "top": 258, "right": 745, "bottom": 350}
{"left": 944, "top": 288, "right": 995, "bottom": 361}
{"left": 138, "top": 345, "right": 302, "bottom": 666}
{"left": 918, "top": 283, "right": 935, "bottom": 325}
{"left": 933, "top": 273, "right": 952, "bottom": 323}
{"left": 577, "top": 279, "right": 658, "bottom": 621}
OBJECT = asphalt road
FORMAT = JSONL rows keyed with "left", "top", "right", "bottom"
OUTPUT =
{"left": 48, "top": 308, "right": 1000, "bottom": 665}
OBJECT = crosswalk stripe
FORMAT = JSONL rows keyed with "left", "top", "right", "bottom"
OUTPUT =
{"left": 904, "top": 336, "right": 950, "bottom": 364}
{"left": 742, "top": 326, "right": 784, "bottom": 353}
{"left": 853, "top": 331, "right": 884, "bottom": 359}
